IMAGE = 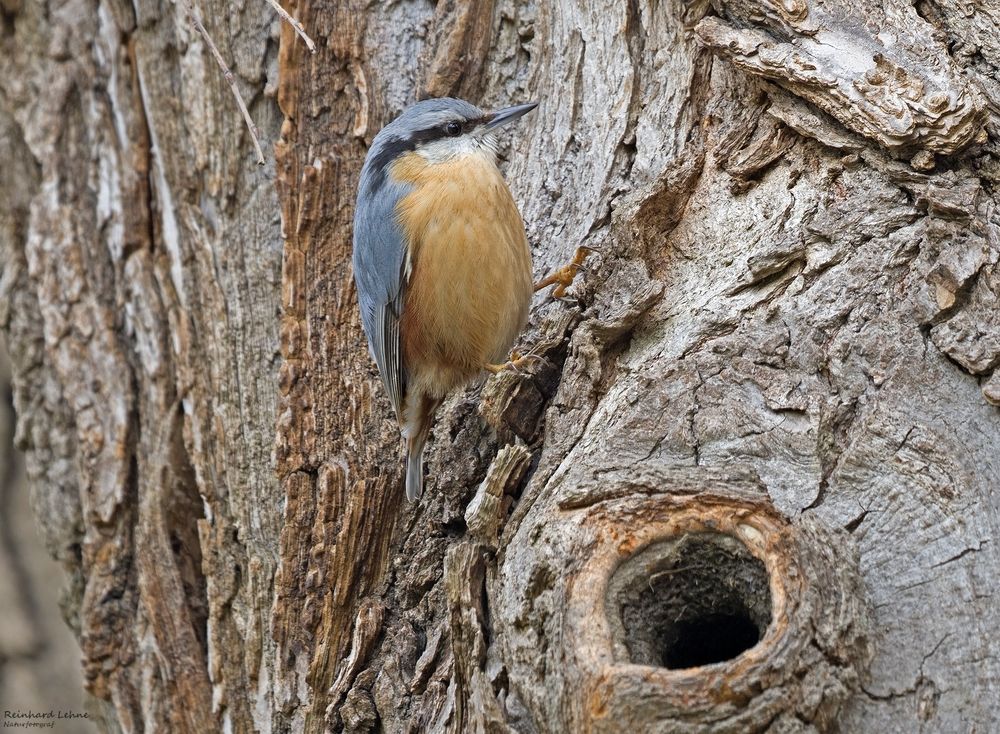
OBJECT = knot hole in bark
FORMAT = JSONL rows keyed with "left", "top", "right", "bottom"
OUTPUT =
{"left": 523, "top": 491, "right": 874, "bottom": 731}
{"left": 609, "top": 533, "right": 771, "bottom": 669}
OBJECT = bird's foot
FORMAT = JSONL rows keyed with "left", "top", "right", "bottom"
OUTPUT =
{"left": 534, "top": 245, "right": 596, "bottom": 299}
{"left": 485, "top": 350, "right": 548, "bottom": 375}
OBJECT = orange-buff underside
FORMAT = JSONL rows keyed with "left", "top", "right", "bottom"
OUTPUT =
{"left": 392, "top": 150, "right": 533, "bottom": 398}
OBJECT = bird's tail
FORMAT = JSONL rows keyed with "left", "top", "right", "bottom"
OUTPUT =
{"left": 405, "top": 440, "right": 426, "bottom": 502}
{"left": 403, "top": 394, "right": 441, "bottom": 502}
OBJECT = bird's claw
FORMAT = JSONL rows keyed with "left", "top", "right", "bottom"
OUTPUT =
{"left": 534, "top": 245, "right": 596, "bottom": 299}
{"left": 485, "top": 351, "right": 549, "bottom": 375}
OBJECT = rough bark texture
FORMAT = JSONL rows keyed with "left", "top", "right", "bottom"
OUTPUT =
{"left": 1, "top": 0, "right": 998, "bottom": 731}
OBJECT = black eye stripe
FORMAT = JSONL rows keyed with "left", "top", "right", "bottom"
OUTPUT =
{"left": 437, "top": 116, "right": 490, "bottom": 138}
{"left": 364, "top": 114, "right": 493, "bottom": 194}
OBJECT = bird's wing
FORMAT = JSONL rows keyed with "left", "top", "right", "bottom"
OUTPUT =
{"left": 353, "top": 180, "right": 410, "bottom": 424}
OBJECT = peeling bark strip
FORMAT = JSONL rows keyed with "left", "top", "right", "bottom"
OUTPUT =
{"left": 3, "top": 0, "right": 1000, "bottom": 730}
{"left": 695, "top": 0, "right": 987, "bottom": 157}
{"left": 272, "top": 1, "right": 399, "bottom": 729}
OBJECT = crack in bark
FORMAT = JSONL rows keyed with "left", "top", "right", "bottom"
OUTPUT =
{"left": 930, "top": 539, "right": 989, "bottom": 569}
{"left": 842, "top": 507, "right": 870, "bottom": 534}
{"left": 861, "top": 633, "right": 949, "bottom": 703}
{"left": 803, "top": 395, "right": 859, "bottom": 513}
{"left": 688, "top": 368, "right": 705, "bottom": 466}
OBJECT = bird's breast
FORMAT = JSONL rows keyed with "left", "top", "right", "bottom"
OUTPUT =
{"left": 391, "top": 151, "right": 533, "bottom": 396}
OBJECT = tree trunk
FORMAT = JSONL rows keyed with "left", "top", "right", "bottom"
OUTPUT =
{"left": 1, "top": 0, "right": 998, "bottom": 730}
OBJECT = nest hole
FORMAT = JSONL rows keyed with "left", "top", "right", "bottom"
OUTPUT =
{"left": 610, "top": 532, "right": 772, "bottom": 670}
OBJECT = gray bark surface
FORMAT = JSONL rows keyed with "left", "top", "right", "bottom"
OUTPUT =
{"left": 0, "top": 0, "right": 998, "bottom": 731}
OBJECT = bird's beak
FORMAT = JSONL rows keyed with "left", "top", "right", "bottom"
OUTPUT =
{"left": 485, "top": 102, "right": 538, "bottom": 130}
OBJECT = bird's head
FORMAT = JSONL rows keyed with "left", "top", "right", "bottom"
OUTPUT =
{"left": 361, "top": 97, "right": 537, "bottom": 192}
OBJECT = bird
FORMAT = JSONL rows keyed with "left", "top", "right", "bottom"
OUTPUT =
{"left": 353, "top": 97, "right": 586, "bottom": 501}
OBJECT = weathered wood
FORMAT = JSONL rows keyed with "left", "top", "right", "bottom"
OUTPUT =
{"left": 1, "top": 0, "right": 999, "bottom": 730}
{"left": 694, "top": 0, "right": 987, "bottom": 157}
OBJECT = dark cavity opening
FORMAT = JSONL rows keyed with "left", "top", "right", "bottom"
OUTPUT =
{"left": 609, "top": 533, "right": 771, "bottom": 670}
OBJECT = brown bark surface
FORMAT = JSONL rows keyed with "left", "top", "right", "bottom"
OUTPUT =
{"left": 1, "top": 0, "right": 998, "bottom": 731}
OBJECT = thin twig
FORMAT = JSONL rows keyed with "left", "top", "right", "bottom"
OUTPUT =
{"left": 260, "top": 0, "right": 316, "bottom": 53}
{"left": 178, "top": 0, "right": 266, "bottom": 165}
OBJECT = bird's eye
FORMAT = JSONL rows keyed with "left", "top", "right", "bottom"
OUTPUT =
{"left": 445, "top": 121, "right": 462, "bottom": 137}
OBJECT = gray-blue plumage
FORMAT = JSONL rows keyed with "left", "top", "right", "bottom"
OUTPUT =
{"left": 353, "top": 173, "right": 410, "bottom": 424}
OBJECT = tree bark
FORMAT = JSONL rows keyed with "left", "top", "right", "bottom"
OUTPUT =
{"left": 1, "top": 0, "right": 998, "bottom": 731}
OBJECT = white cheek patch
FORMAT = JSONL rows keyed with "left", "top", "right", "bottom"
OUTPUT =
{"left": 417, "top": 132, "right": 499, "bottom": 164}
{"left": 417, "top": 136, "right": 478, "bottom": 163}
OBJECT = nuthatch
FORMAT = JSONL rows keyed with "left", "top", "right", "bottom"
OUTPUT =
{"left": 353, "top": 97, "right": 584, "bottom": 501}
